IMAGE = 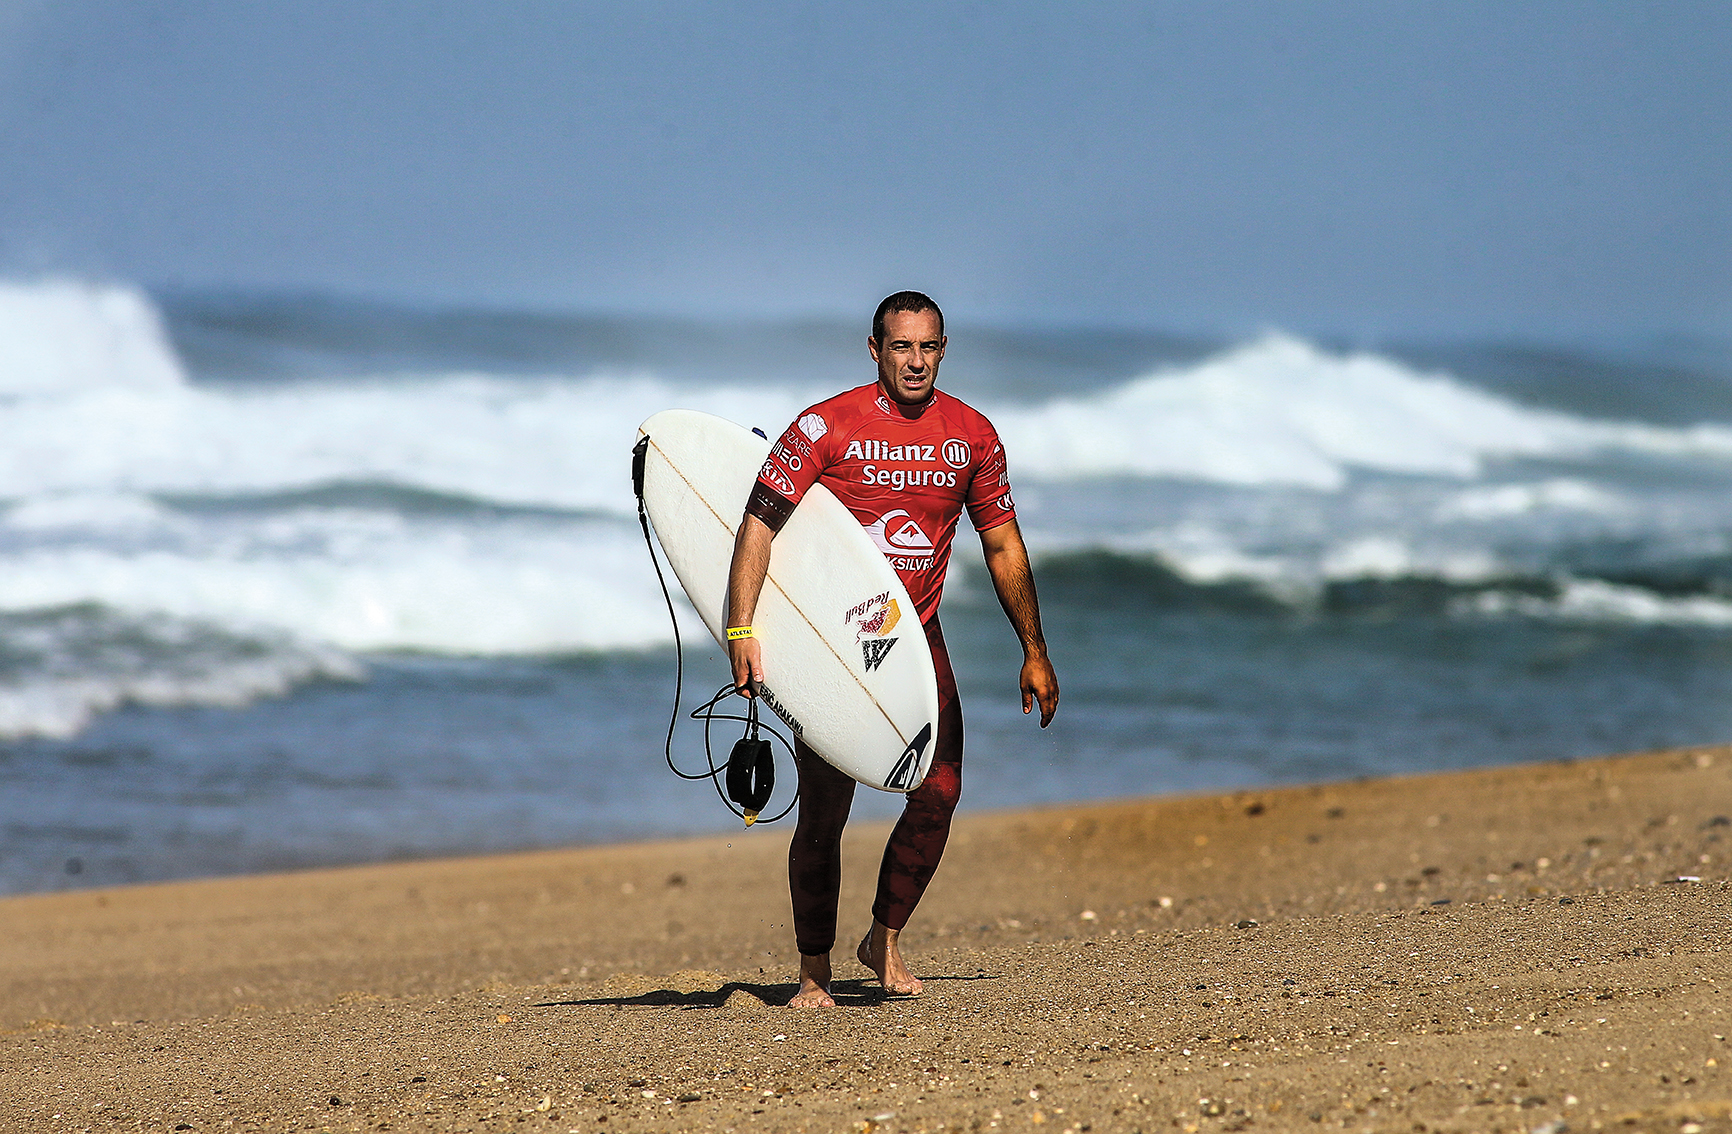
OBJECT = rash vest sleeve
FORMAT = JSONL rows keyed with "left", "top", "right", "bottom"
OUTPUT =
{"left": 744, "top": 407, "right": 832, "bottom": 533}
{"left": 964, "top": 425, "right": 1017, "bottom": 533}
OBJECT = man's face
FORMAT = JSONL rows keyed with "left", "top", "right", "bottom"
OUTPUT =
{"left": 869, "top": 309, "right": 946, "bottom": 406}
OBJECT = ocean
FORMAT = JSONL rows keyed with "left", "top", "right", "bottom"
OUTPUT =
{"left": 4, "top": 278, "right": 1732, "bottom": 895}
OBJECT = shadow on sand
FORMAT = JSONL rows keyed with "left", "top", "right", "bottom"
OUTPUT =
{"left": 535, "top": 973, "right": 998, "bottom": 1010}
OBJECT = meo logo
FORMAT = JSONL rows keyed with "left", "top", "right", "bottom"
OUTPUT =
{"left": 941, "top": 439, "right": 970, "bottom": 469}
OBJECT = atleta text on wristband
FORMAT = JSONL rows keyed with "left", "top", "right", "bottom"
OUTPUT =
{"left": 726, "top": 626, "right": 754, "bottom": 640}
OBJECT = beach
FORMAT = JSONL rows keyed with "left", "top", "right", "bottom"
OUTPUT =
{"left": 4, "top": 745, "right": 1729, "bottom": 1133}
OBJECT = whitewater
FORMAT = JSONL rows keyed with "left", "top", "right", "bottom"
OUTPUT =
{"left": 7, "top": 278, "right": 1732, "bottom": 734}
{"left": 7, "top": 278, "right": 1732, "bottom": 893}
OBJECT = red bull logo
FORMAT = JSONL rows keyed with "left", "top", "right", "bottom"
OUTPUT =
{"left": 844, "top": 592, "right": 903, "bottom": 672}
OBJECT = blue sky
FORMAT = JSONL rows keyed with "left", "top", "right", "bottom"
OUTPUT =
{"left": 1, "top": 1, "right": 1726, "bottom": 337}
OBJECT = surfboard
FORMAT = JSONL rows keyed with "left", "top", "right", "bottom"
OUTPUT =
{"left": 635, "top": 409, "right": 940, "bottom": 793}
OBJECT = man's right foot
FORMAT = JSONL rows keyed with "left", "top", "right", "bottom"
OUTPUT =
{"left": 857, "top": 920, "right": 923, "bottom": 996}
{"left": 787, "top": 953, "right": 836, "bottom": 1008}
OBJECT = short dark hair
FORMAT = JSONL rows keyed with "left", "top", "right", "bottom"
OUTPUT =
{"left": 872, "top": 291, "right": 944, "bottom": 343}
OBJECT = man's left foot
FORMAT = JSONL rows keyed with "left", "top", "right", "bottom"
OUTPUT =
{"left": 857, "top": 920, "right": 923, "bottom": 996}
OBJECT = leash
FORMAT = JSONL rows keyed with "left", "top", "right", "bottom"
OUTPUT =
{"left": 632, "top": 435, "right": 797, "bottom": 825}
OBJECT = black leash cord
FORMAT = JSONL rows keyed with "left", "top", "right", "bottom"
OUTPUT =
{"left": 632, "top": 435, "right": 798, "bottom": 824}
{"left": 687, "top": 682, "right": 800, "bottom": 825}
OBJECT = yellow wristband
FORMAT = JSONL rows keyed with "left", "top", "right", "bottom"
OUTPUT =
{"left": 726, "top": 626, "right": 754, "bottom": 641}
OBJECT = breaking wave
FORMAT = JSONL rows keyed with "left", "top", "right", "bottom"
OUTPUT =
{"left": 5, "top": 278, "right": 1732, "bottom": 738}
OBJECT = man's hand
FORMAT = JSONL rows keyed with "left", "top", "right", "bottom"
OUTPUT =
{"left": 728, "top": 635, "right": 764, "bottom": 697}
{"left": 1020, "top": 650, "right": 1060, "bottom": 727}
{"left": 979, "top": 518, "right": 1060, "bottom": 728}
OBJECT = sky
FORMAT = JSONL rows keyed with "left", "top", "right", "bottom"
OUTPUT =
{"left": 0, "top": 1, "right": 1727, "bottom": 338}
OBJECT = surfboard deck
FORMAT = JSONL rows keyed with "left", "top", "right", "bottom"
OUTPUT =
{"left": 636, "top": 409, "right": 939, "bottom": 793}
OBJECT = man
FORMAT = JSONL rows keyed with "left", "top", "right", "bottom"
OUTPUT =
{"left": 725, "top": 291, "right": 1060, "bottom": 1008}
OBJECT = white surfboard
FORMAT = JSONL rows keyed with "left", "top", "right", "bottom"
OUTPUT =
{"left": 636, "top": 409, "right": 940, "bottom": 793}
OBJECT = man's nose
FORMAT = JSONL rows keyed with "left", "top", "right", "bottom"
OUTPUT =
{"left": 906, "top": 351, "right": 927, "bottom": 372}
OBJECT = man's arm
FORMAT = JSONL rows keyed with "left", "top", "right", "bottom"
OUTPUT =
{"left": 977, "top": 518, "right": 1059, "bottom": 727}
{"left": 725, "top": 514, "right": 776, "bottom": 695}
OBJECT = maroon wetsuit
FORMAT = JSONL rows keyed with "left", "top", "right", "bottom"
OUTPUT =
{"left": 745, "top": 382, "right": 1017, "bottom": 955}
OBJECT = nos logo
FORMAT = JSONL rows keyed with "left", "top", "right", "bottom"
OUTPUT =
{"left": 941, "top": 439, "right": 971, "bottom": 469}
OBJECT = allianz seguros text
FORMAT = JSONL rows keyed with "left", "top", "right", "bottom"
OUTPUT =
{"left": 846, "top": 437, "right": 969, "bottom": 492}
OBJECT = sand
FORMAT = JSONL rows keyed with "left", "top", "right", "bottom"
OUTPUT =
{"left": 3, "top": 745, "right": 1730, "bottom": 1134}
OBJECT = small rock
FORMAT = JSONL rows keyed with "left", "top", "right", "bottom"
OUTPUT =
{"left": 1558, "top": 897, "right": 1574, "bottom": 905}
{"left": 627, "top": 1079, "right": 647, "bottom": 1088}
{"left": 678, "top": 1092, "right": 701, "bottom": 1103}
{"left": 1080, "top": 910, "right": 1097, "bottom": 921}
{"left": 1235, "top": 919, "right": 1258, "bottom": 929}
{"left": 328, "top": 1096, "right": 342, "bottom": 1107}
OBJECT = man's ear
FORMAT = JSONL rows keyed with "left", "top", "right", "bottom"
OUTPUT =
{"left": 868, "top": 335, "right": 881, "bottom": 363}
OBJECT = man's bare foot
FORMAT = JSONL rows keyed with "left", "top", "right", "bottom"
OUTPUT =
{"left": 786, "top": 953, "right": 835, "bottom": 1008}
{"left": 857, "top": 920, "right": 923, "bottom": 996}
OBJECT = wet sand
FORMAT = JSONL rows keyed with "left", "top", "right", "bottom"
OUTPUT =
{"left": 3, "top": 745, "right": 1730, "bottom": 1133}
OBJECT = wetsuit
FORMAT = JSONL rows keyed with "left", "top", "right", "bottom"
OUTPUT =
{"left": 745, "top": 382, "right": 1016, "bottom": 956}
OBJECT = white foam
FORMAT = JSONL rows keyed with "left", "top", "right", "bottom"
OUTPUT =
{"left": 1433, "top": 479, "right": 1626, "bottom": 521}
{"left": 0, "top": 279, "right": 183, "bottom": 397}
{"left": 992, "top": 335, "right": 1732, "bottom": 490}
{"left": 0, "top": 607, "right": 363, "bottom": 739}
{"left": 4, "top": 283, "right": 1731, "bottom": 511}
{"left": 4, "top": 276, "right": 1732, "bottom": 677}
{"left": 0, "top": 514, "right": 688, "bottom": 654}
{"left": 1463, "top": 578, "right": 1732, "bottom": 627}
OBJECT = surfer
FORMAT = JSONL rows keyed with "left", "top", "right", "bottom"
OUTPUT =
{"left": 725, "top": 291, "right": 1060, "bottom": 1007}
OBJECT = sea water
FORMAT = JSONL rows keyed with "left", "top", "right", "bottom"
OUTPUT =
{"left": 4, "top": 279, "right": 1732, "bottom": 894}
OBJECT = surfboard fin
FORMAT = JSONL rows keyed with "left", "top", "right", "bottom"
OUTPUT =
{"left": 742, "top": 810, "right": 759, "bottom": 827}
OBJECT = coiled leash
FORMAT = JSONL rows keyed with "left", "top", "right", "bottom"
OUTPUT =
{"left": 632, "top": 435, "right": 797, "bottom": 826}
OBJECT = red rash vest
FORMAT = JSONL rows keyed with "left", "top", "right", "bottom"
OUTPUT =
{"left": 746, "top": 383, "right": 1018, "bottom": 626}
